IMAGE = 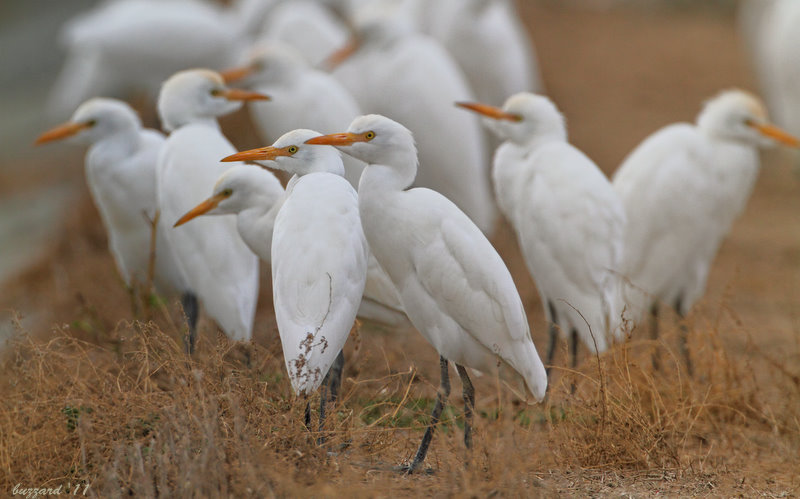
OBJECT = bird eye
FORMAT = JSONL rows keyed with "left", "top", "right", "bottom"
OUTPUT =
{"left": 210, "top": 89, "right": 223, "bottom": 97}
{"left": 365, "top": 131, "right": 375, "bottom": 140}
{"left": 222, "top": 188, "right": 233, "bottom": 197}
{"left": 287, "top": 146, "right": 298, "bottom": 154}
{"left": 87, "top": 119, "right": 97, "bottom": 127}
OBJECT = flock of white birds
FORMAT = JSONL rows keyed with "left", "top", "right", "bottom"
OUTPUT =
{"left": 34, "top": 0, "right": 800, "bottom": 472}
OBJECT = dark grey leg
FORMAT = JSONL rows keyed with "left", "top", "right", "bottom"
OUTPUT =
{"left": 180, "top": 292, "right": 199, "bottom": 354}
{"left": 545, "top": 301, "right": 559, "bottom": 378}
{"left": 318, "top": 350, "right": 345, "bottom": 444}
{"left": 455, "top": 365, "right": 475, "bottom": 450}
{"left": 304, "top": 401, "right": 312, "bottom": 431}
{"left": 569, "top": 329, "right": 579, "bottom": 369}
{"left": 674, "top": 297, "right": 693, "bottom": 377}
{"left": 650, "top": 302, "right": 660, "bottom": 371}
{"left": 407, "top": 356, "right": 450, "bottom": 474}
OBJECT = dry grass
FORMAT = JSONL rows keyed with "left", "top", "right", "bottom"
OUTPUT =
{"left": 1, "top": 291, "right": 798, "bottom": 496}
{"left": 3, "top": 2, "right": 800, "bottom": 496}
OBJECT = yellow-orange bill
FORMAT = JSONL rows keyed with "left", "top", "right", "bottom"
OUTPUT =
{"left": 324, "top": 39, "right": 359, "bottom": 70}
{"left": 752, "top": 123, "right": 800, "bottom": 148}
{"left": 35, "top": 121, "right": 92, "bottom": 145}
{"left": 220, "top": 65, "right": 254, "bottom": 84}
{"left": 305, "top": 132, "right": 361, "bottom": 146}
{"left": 455, "top": 101, "right": 522, "bottom": 122}
{"left": 221, "top": 88, "right": 270, "bottom": 102}
{"left": 173, "top": 194, "right": 226, "bottom": 227}
{"left": 221, "top": 146, "right": 290, "bottom": 162}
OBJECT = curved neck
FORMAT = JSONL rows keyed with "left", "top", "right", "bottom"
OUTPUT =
{"left": 358, "top": 162, "right": 415, "bottom": 193}
{"left": 92, "top": 128, "right": 143, "bottom": 157}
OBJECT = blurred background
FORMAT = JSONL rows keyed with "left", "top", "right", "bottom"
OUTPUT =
{"left": 2, "top": 0, "right": 797, "bottom": 343}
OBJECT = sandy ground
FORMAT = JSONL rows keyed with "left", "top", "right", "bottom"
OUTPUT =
{"left": 1, "top": 1, "right": 799, "bottom": 496}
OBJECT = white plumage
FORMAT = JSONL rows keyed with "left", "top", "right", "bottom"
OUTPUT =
{"left": 306, "top": 114, "right": 546, "bottom": 471}
{"left": 227, "top": 129, "right": 368, "bottom": 396}
{"left": 613, "top": 89, "right": 799, "bottom": 329}
{"left": 48, "top": 0, "right": 255, "bottom": 119}
{"left": 256, "top": 0, "right": 349, "bottom": 69}
{"left": 221, "top": 42, "right": 366, "bottom": 188}
{"left": 157, "top": 69, "right": 265, "bottom": 346}
{"left": 36, "top": 98, "right": 185, "bottom": 299}
{"left": 174, "top": 165, "right": 284, "bottom": 265}
{"left": 425, "top": 0, "right": 543, "bottom": 106}
{"left": 742, "top": 0, "right": 800, "bottom": 138}
{"left": 330, "top": 15, "right": 497, "bottom": 235}
{"left": 458, "top": 94, "right": 627, "bottom": 373}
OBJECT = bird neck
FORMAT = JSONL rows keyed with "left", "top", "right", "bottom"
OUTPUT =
{"left": 237, "top": 198, "right": 282, "bottom": 259}
{"left": 93, "top": 128, "right": 143, "bottom": 157}
{"left": 358, "top": 161, "right": 416, "bottom": 194}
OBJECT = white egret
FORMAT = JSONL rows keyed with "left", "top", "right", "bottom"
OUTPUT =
{"left": 744, "top": 0, "right": 800, "bottom": 137}
{"left": 173, "top": 165, "right": 284, "bottom": 265}
{"left": 256, "top": 0, "right": 350, "bottom": 69}
{"left": 307, "top": 114, "right": 547, "bottom": 473}
{"left": 35, "top": 98, "right": 186, "bottom": 302}
{"left": 457, "top": 94, "right": 627, "bottom": 377}
{"left": 612, "top": 89, "right": 800, "bottom": 374}
{"left": 426, "top": 0, "right": 543, "bottom": 106}
{"left": 157, "top": 69, "right": 267, "bottom": 352}
{"left": 220, "top": 129, "right": 369, "bottom": 431}
{"left": 221, "top": 42, "right": 366, "bottom": 188}
{"left": 48, "top": 0, "right": 272, "bottom": 119}
{"left": 329, "top": 15, "right": 497, "bottom": 235}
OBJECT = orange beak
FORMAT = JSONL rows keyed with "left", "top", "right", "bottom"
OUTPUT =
{"left": 219, "top": 88, "right": 270, "bottom": 102}
{"left": 221, "top": 146, "right": 291, "bottom": 163}
{"left": 749, "top": 122, "right": 800, "bottom": 148}
{"left": 220, "top": 65, "right": 255, "bottom": 84}
{"left": 35, "top": 121, "right": 93, "bottom": 145}
{"left": 305, "top": 132, "right": 364, "bottom": 147}
{"left": 173, "top": 193, "right": 229, "bottom": 227}
{"left": 324, "top": 38, "right": 359, "bottom": 70}
{"left": 455, "top": 102, "right": 523, "bottom": 122}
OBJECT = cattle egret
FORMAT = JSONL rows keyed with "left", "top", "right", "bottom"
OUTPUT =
{"left": 221, "top": 129, "right": 369, "bottom": 431}
{"left": 613, "top": 89, "right": 800, "bottom": 374}
{"left": 221, "top": 42, "right": 366, "bottom": 188}
{"left": 307, "top": 114, "right": 547, "bottom": 473}
{"left": 330, "top": 15, "right": 497, "bottom": 235}
{"left": 35, "top": 98, "right": 186, "bottom": 303}
{"left": 157, "top": 69, "right": 266, "bottom": 352}
{"left": 458, "top": 94, "right": 627, "bottom": 378}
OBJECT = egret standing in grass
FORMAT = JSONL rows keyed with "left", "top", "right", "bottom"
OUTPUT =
{"left": 457, "top": 93, "right": 627, "bottom": 378}
{"left": 307, "top": 114, "right": 547, "bottom": 473}
{"left": 158, "top": 69, "right": 268, "bottom": 352}
{"left": 36, "top": 97, "right": 186, "bottom": 304}
{"left": 613, "top": 89, "right": 800, "bottom": 374}
{"left": 218, "top": 129, "right": 369, "bottom": 430}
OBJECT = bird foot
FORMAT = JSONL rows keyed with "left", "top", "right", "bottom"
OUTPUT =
{"left": 393, "top": 463, "right": 435, "bottom": 476}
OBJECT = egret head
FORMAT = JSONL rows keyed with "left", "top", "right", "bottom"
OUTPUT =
{"left": 697, "top": 89, "right": 799, "bottom": 149}
{"left": 221, "top": 42, "right": 309, "bottom": 87}
{"left": 457, "top": 92, "right": 566, "bottom": 145}
{"left": 223, "top": 129, "right": 345, "bottom": 177}
{"left": 157, "top": 69, "right": 269, "bottom": 132}
{"left": 36, "top": 98, "right": 140, "bottom": 146}
{"left": 305, "top": 114, "right": 417, "bottom": 169}
{"left": 174, "top": 165, "right": 283, "bottom": 226}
